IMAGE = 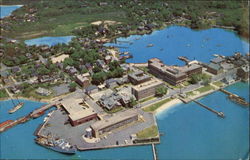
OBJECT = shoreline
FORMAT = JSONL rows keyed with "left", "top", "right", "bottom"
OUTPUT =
{"left": 154, "top": 98, "right": 182, "bottom": 116}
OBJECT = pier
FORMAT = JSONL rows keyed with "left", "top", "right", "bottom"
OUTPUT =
{"left": 178, "top": 56, "right": 190, "bottom": 64}
{"left": 0, "top": 103, "right": 56, "bottom": 133}
{"left": 193, "top": 100, "right": 225, "bottom": 118}
{"left": 219, "top": 89, "right": 249, "bottom": 107}
{"left": 152, "top": 143, "right": 158, "bottom": 160}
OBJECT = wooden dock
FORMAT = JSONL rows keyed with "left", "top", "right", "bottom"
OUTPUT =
{"left": 152, "top": 143, "right": 158, "bottom": 160}
{"left": 219, "top": 89, "right": 249, "bottom": 107}
{"left": 193, "top": 100, "right": 225, "bottom": 118}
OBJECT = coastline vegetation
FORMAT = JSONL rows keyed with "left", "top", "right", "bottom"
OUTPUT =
{"left": 0, "top": 89, "right": 9, "bottom": 98}
{"left": 143, "top": 98, "right": 172, "bottom": 112}
{"left": 1, "top": 0, "right": 249, "bottom": 40}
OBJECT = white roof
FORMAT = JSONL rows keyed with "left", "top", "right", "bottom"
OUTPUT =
{"left": 61, "top": 98, "right": 96, "bottom": 121}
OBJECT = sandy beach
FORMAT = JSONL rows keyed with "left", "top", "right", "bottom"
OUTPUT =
{"left": 155, "top": 98, "right": 182, "bottom": 115}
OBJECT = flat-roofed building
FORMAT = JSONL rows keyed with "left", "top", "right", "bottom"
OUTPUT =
{"left": 75, "top": 74, "right": 90, "bottom": 88}
{"left": 128, "top": 70, "right": 151, "bottom": 85}
{"left": 61, "top": 98, "right": 98, "bottom": 126}
{"left": 148, "top": 58, "right": 202, "bottom": 85}
{"left": 90, "top": 109, "right": 139, "bottom": 138}
{"left": 132, "top": 78, "right": 164, "bottom": 100}
{"left": 205, "top": 63, "right": 223, "bottom": 75}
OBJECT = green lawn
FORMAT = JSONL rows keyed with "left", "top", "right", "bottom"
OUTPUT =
{"left": 136, "top": 125, "right": 158, "bottom": 139}
{"left": 0, "top": 89, "right": 9, "bottom": 98}
{"left": 104, "top": 106, "right": 123, "bottom": 114}
{"left": 143, "top": 98, "right": 172, "bottom": 112}
{"left": 139, "top": 96, "right": 155, "bottom": 103}
{"left": 195, "top": 85, "right": 214, "bottom": 93}
{"left": 213, "top": 81, "right": 224, "bottom": 87}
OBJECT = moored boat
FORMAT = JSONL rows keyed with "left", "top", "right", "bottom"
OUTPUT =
{"left": 8, "top": 102, "right": 24, "bottom": 114}
{"left": 0, "top": 120, "right": 14, "bottom": 128}
{"left": 35, "top": 136, "right": 76, "bottom": 154}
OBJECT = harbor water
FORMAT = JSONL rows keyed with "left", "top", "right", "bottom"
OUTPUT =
{"left": 0, "top": 25, "right": 249, "bottom": 159}
{"left": 105, "top": 26, "right": 249, "bottom": 65}
{"left": 25, "top": 36, "right": 75, "bottom": 46}
{"left": 0, "top": 82, "right": 249, "bottom": 159}
{"left": 0, "top": 5, "right": 22, "bottom": 18}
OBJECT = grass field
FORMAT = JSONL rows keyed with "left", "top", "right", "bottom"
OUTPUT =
{"left": 143, "top": 98, "right": 172, "bottom": 112}
{"left": 136, "top": 125, "right": 158, "bottom": 139}
{"left": 195, "top": 85, "right": 215, "bottom": 93}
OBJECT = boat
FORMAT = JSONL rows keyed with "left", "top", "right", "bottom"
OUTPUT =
{"left": 35, "top": 136, "right": 76, "bottom": 154}
{"left": 0, "top": 120, "right": 14, "bottom": 128}
{"left": 228, "top": 95, "right": 249, "bottom": 107}
{"left": 8, "top": 102, "right": 24, "bottom": 114}
{"left": 213, "top": 54, "right": 219, "bottom": 57}
{"left": 147, "top": 43, "right": 154, "bottom": 47}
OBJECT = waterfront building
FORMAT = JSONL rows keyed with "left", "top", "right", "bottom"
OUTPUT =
{"left": 148, "top": 58, "right": 202, "bottom": 85}
{"left": 210, "top": 57, "right": 225, "bottom": 64}
{"left": 205, "top": 63, "right": 223, "bottom": 75}
{"left": 237, "top": 65, "right": 249, "bottom": 81}
{"left": 90, "top": 109, "right": 139, "bottom": 138}
{"left": 60, "top": 98, "right": 98, "bottom": 126}
{"left": 132, "top": 78, "right": 164, "bottom": 100}
{"left": 128, "top": 70, "right": 151, "bottom": 85}
{"left": 75, "top": 74, "right": 90, "bottom": 88}
{"left": 35, "top": 87, "right": 51, "bottom": 96}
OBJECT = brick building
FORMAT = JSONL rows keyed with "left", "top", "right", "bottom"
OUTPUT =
{"left": 132, "top": 78, "right": 164, "bottom": 100}
{"left": 148, "top": 58, "right": 202, "bottom": 85}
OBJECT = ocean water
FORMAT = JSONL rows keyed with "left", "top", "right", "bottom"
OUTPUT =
{"left": 25, "top": 36, "right": 75, "bottom": 46}
{"left": 0, "top": 5, "right": 22, "bottom": 18}
{"left": 105, "top": 26, "right": 249, "bottom": 65}
{"left": 0, "top": 82, "right": 248, "bottom": 159}
{"left": 156, "top": 82, "right": 249, "bottom": 160}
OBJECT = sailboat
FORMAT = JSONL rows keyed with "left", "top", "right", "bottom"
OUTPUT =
{"left": 8, "top": 97, "right": 24, "bottom": 114}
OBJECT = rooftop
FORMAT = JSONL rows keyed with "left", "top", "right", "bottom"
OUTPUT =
{"left": 132, "top": 78, "right": 163, "bottom": 91}
{"left": 61, "top": 98, "right": 96, "bottom": 121}
{"left": 91, "top": 109, "right": 138, "bottom": 131}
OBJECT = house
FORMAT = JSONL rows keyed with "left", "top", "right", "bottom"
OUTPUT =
{"left": 96, "top": 59, "right": 107, "bottom": 69}
{"left": 9, "top": 86, "right": 21, "bottom": 94}
{"left": 206, "top": 63, "right": 223, "bottom": 75}
{"left": 11, "top": 66, "right": 21, "bottom": 73}
{"left": 75, "top": 74, "right": 90, "bottom": 88}
{"left": 85, "top": 85, "right": 99, "bottom": 95}
{"left": 105, "top": 78, "right": 118, "bottom": 88}
{"left": 0, "top": 70, "right": 10, "bottom": 78}
{"left": 210, "top": 57, "right": 225, "bottom": 64}
{"left": 85, "top": 63, "right": 93, "bottom": 71}
{"left": 51, "top": 54, "right": 69, "bottom": 64}
{"left": 35, "top": 87, "right": 51, "bottom": 96}
{"left": 237, "top": 65, "right": 249, "bottom": 81}
{"left": 98, "top": 92, "right": 122, "bottom": 111}
{"left": 120, "top": 63, "right": 130, "bottom": 72}
{"left": 222, "top": 76, "right": 235, "bottom": 85}
{"left": 65, "top": 66, "right": 78, "bottom": 75}
{"left": 38, "top": 75, "right": 54, "bottom": 83}
{"left": 104, "top": 55, "right": 112, "bottom": 63}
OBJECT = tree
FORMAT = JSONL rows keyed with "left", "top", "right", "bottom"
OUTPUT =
{"left": 155, "top": 86, "right": 168, "bottom": 97}
{"left": 69, "top": 82, "right": 77, "bottom": 92}
{"left": 92, "top": 72, "right": 107, "bottom": 85}
{"left": 129, "top": 97, "right": 137, "bottom": 107}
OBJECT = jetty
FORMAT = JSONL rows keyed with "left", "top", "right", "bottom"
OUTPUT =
{"left": 0, "top": 103, "right": 56, "bottom": 133}
{"left": 219, "top": 89, "right": 249, "bottom": 107}
{"left": 152, "top": 143, "right": 158, "bottom": 160}
{"left": 178, "top": 56, "right": 190, "bottom": 64}
{"left": 193, "top": 100, "right": 225, "bottom": 118}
